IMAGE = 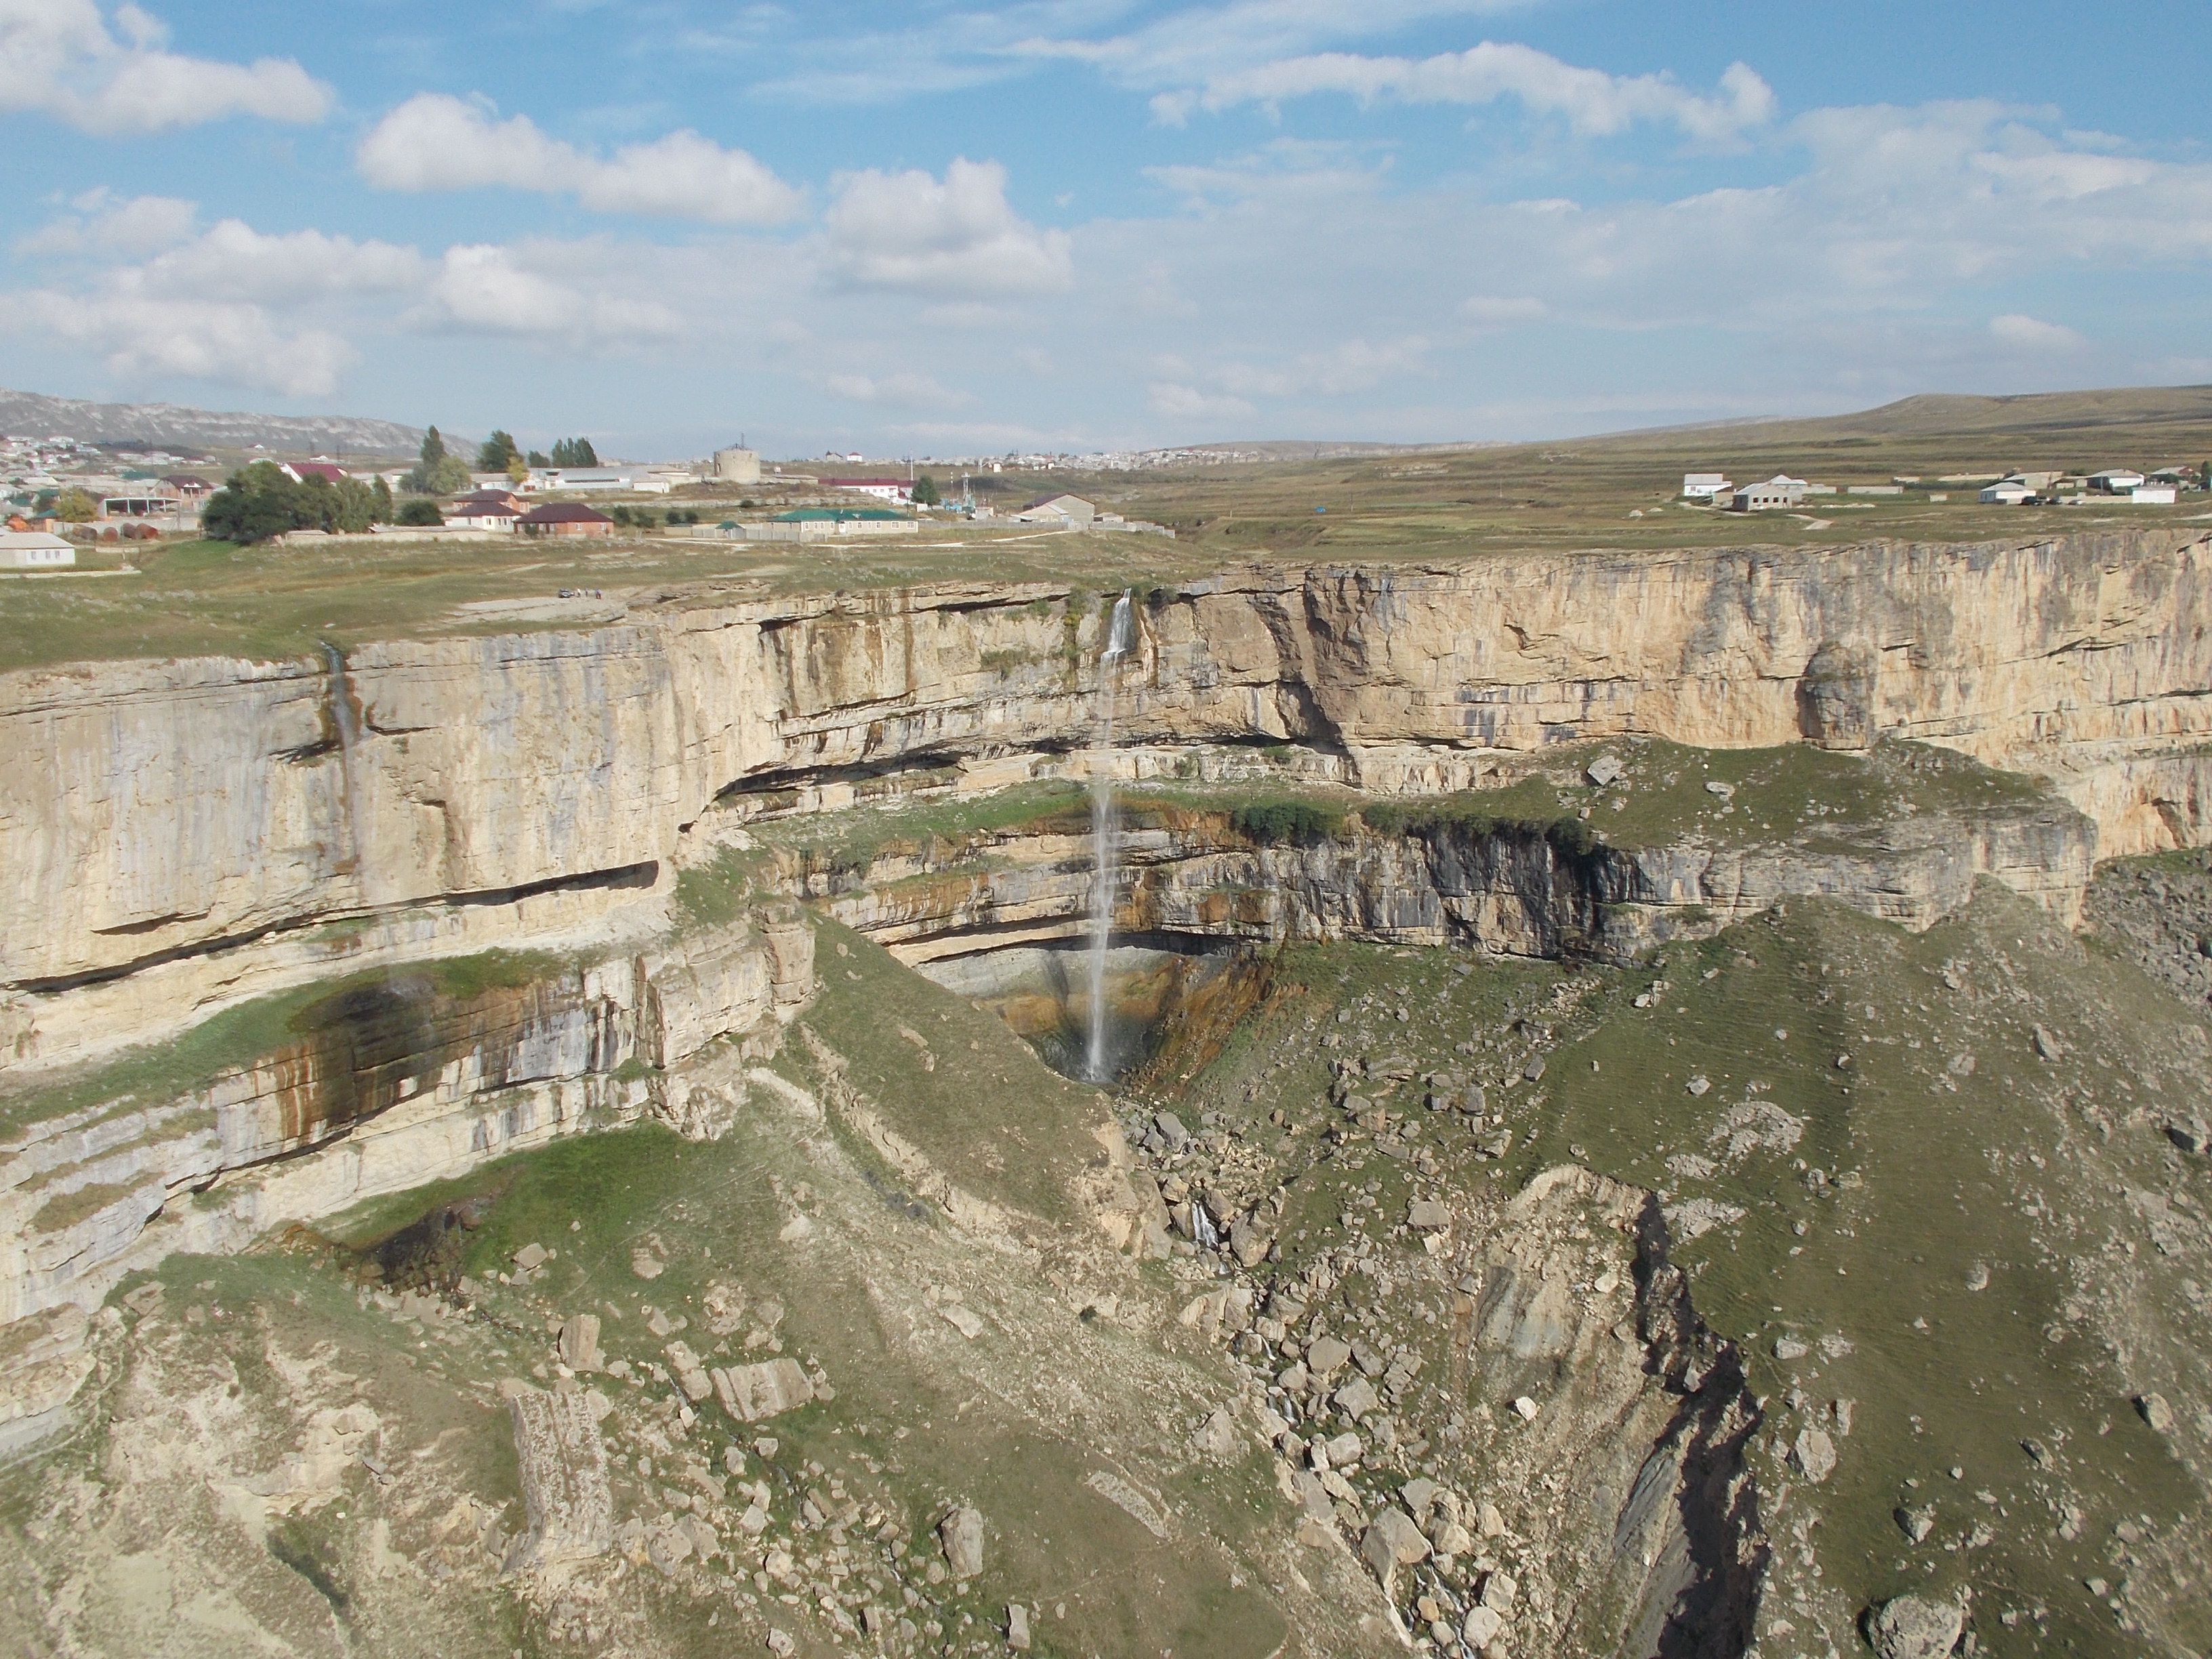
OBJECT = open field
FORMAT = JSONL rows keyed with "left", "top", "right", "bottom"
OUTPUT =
{"left": 4, "top": 386, "right": 2209, "bottom": 673}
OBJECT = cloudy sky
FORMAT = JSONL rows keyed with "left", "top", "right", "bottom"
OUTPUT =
{"left": 4, "top": 0, "right": 2209, "bottom": 458}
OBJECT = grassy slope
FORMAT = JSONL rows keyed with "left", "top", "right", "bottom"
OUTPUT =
{"left": 1153, "top": 887, "right": 2211, "bottom": 1656}
{"left": 131, "top": 921, "right": 1328, "bottom": 1659}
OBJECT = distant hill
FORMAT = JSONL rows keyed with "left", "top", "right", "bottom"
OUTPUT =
{"left": 0, "top": 387, "right": 425, "bottom": 458}
{"left": 1586, "top": 384, "right": 2212, "bottom": 453}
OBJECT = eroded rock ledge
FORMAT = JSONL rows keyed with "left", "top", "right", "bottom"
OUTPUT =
{"left": 5, "top": 531, "right": 2209, "bottom": 1067}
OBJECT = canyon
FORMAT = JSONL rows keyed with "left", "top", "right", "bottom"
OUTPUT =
{"left": 3, "top": 527, "right": 2210, "bottom": 1659}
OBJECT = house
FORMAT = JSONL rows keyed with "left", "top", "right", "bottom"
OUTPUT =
{"left": 1681, "top": 472, "right": 1732, "bottom": 499}
{"left": 98, "top": 489, "right": 182, "bottom": 520}
{"left": 1, "top": 531, "right": 76, "bottom": 570}
{"left": 1725, "top": 475, "right": 1807, "bottom": 512}
{"left": 161, "top": 474, "right": 212, "bottom": 499}
{"left": 518, "top": 502, "right": 613, "bottom": 537}
{"left": 455, "top": 487, "right": 523, "bottom": 512}
{"left": 2087, "top": 469, "right": 2146, "bottom": 494}
{"left": 822, "top": 476, "right": 915, "bottom": 505}
{"left": 1011, "top": 493, "right": 1097, "bottom": 528}
{"left": 2129, "top": 483, "right": 2178, "bottom": 505}
{"left": 447, "top": 501, "right": 518, "bottom": 531}
{"left": 281, "top": 462, "right": 348, "bottom": 485}
{"left": 1979, "top": 480, "right": 2036, "bottom": 505}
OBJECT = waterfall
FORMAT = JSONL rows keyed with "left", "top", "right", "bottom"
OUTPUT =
{"left": 1084, "top": 593, "right": 1136, "bottom": 1082}
{"left": 320, "top": 640, "right": 373, "bottom": 901}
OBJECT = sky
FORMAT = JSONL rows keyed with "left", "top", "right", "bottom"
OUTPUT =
{"left": 4, "top": 0, "right": 2211, "bottom": 460}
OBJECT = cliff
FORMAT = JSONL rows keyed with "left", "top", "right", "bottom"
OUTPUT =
{"left": 4, "top": 531, "right": 2207, "bottom": 1069}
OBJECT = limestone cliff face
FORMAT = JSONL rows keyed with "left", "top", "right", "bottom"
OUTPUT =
{"left": 3, "top": 531, "right": 2205, "bottom": 1054}
{"left": 783, "top": 786, "right": 2095, "bottom": 969}
{"left": 0, "top": 917, "right": 814, "bottom": 1330}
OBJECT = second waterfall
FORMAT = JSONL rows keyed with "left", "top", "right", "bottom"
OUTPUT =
{"left": 1084, "top": 592, "right": 1137, "bottom": 1082}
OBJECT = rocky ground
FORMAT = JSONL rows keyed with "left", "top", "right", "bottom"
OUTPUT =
{"left": 2084, "top": 851, "right": 2212, "bottom": 1010}
{"left": 2, "top": 867, "right": 2209, "bottom": 1659}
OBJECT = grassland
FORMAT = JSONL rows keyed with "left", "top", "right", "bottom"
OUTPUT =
{"left": 5, "top": 387, "right": 2209, "bottom": 674}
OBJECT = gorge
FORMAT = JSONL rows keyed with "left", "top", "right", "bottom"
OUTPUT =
{"left": 3, "top": 527, "right": 2210, "bottom": 1659}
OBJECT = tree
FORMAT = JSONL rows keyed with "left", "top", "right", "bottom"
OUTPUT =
{"left": 525, "top": 449, "right": 550, "bottom": 468}
{"left": 371, "top": 476, "right": 394, "bottom": 523}
{"left": 550, "top": 436, "right": 598, "bottom": 468}
{"left": 405, "top": 425, "right": 472, "bottom": 493}
{"left": 396, "top": 497, "right": 443, "bottom": 527}
{"left": 476, "top": 429, "right": 520, "bottom": 472}
{"left": 912, "top": 472, "right": 941, "bottom": 507}
{"left": 506, "top": 455, "right": 529, "bottom": 485}
{"left": 201, "top": 463, "right": 304, "bottom": 544}
{"left": 53, "top": 487, "right": 98, "bottom": 523}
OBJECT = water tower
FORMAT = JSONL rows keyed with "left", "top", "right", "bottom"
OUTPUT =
{"left": 713, "top": 445, "right": 760, "bottom": 485}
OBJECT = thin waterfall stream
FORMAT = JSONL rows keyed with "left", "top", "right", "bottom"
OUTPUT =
{"left": 319, "top": 640, "right": 374, "bottom": 901}
{"left": 1084, "top": 592, "right": 1136, "bottom": 1081}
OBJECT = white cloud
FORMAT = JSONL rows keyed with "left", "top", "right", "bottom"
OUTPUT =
{"left": 1010, "top": 1, "right": 1531, "bottom": 92}
{"left": 22, "top": 289, "right": 354, "bottom": 396}
{"left": 413, "top": 243, "right": 684, "bottom": 343}
{"left": 16, "top": 189, "right": 196, "bottom": 257}
{"left": 1989, "top": 312, "right": 2085, "bottom": 350}
{"left": 0, "top": 0, "right": 330, "bottom": 133}
{"left": 825, "top": 371, "right": 970, "bottom": 409}
{"left": 1460, "top": 294, "right": 1548, "bottom": 327}
{"left": 1172, "top": 43, "right": 1775, "bottom": 139}
{"left": 823, "top": 158, "right": 1072, "bottom": 298}
{"left": 356, "top": 94, "right": 804, "bottom": 225}
{"left": 1148, "top": 382, "right": 1256, "bottom": 422}
{"left": 139, "top": 221, "right": 425, "bottom": 305}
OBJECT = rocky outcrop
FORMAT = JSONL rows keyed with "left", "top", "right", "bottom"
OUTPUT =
{"left": 783, "top": 791, "right": 2095, "bottom": 967}
{"left": 4, "top": 532, "right": 2207, "bottom": 1067}
{"left": 0, "top": 918, "right": 813, "bottom": 1334}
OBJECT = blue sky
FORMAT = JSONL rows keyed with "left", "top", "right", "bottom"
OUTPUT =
{"left": 4, "top": 0, "right": 2210, "bottom": 458}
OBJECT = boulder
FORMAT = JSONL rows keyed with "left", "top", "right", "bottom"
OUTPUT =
{"left": 1791, "top": 1427, "right": 1837, "bottom": 1483}
{"left": 504, "top": 1385, "right": 613, "bottom": 1570}
{"left": 1406, "top": 1200, "right": 1451, "bottom": 1231}
{"left": 1865, "top": 1593, "right": 1965, "bottom": 1659}
{"left": 2137, "top": 1392, "right": 2175, "bottom": 1434}
{"left": 1305, "top": 1335, "right": 1352, "bottom": 1376}
{"left": 558, "top": 1313, "right": 601, "bottom": 1372}
{"left": 1334, "top": 1377, "right": 1380, "bottom": 1420}
{"left": 1360, "top": 1507, "right": 1430, "bottom": 1588}
{"left": 938, "top": 1504, "right": 985, "bottom": 1579}
{"left": 711, "top": 1358, "right": 815, "bottom": 1422}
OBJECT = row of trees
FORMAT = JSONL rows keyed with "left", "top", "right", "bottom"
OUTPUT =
{"left": 202, "top": 463, "right": 395, "bottom": 544}
{"left": 200, "top": 425, "right": 608, "bottom": 545}
{"left": 401, "top": 426, "right": 602, "bottom": 493}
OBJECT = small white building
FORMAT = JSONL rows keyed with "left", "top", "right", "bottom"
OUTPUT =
{"left": 447, "top": 501, "right": 518, "bottom": 531}
{"left": 1980, "top": 480, "right": 2035, "bottom": 505}
{"left": 2087, "top": 468, "right": 2146, "bottom": 494}
{"left": 2128, "top": 483, "right": 2178, "bottom": 505}
{"left": 822, "top": 476, "right": 914, "bottom": 504}
{"left": 1011, "top": 493, "right": 1097, "bottom": 528}
{"left": 1727, "top": 475, "right": 1807, "bottom": 511}
{"left": 1681, "top": 472, "right": 1732, "bottom": 499}
{"left": 1, "top": 531, "right": 77, "bottom": 569}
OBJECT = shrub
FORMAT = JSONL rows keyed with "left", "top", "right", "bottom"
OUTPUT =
{"left": 1230, "top": 800, "right": 1345, "bottom": 846}
{"left": 395, "top": 497, "right": 443, "bottom": 527}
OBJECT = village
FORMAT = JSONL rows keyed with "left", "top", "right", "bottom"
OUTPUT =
{"left": 0, "top": 426, "right": 1178, "bottom": 567}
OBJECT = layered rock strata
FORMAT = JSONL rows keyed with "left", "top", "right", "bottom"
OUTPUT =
{"left": 0, "top": 916, "right": 814, "bottom": 1335}
{"left": 781, "top": 796, "right": 2095, "bottom": 968}
{"left": 4, "top": 531, "right": 2207, "bottom": 1067}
